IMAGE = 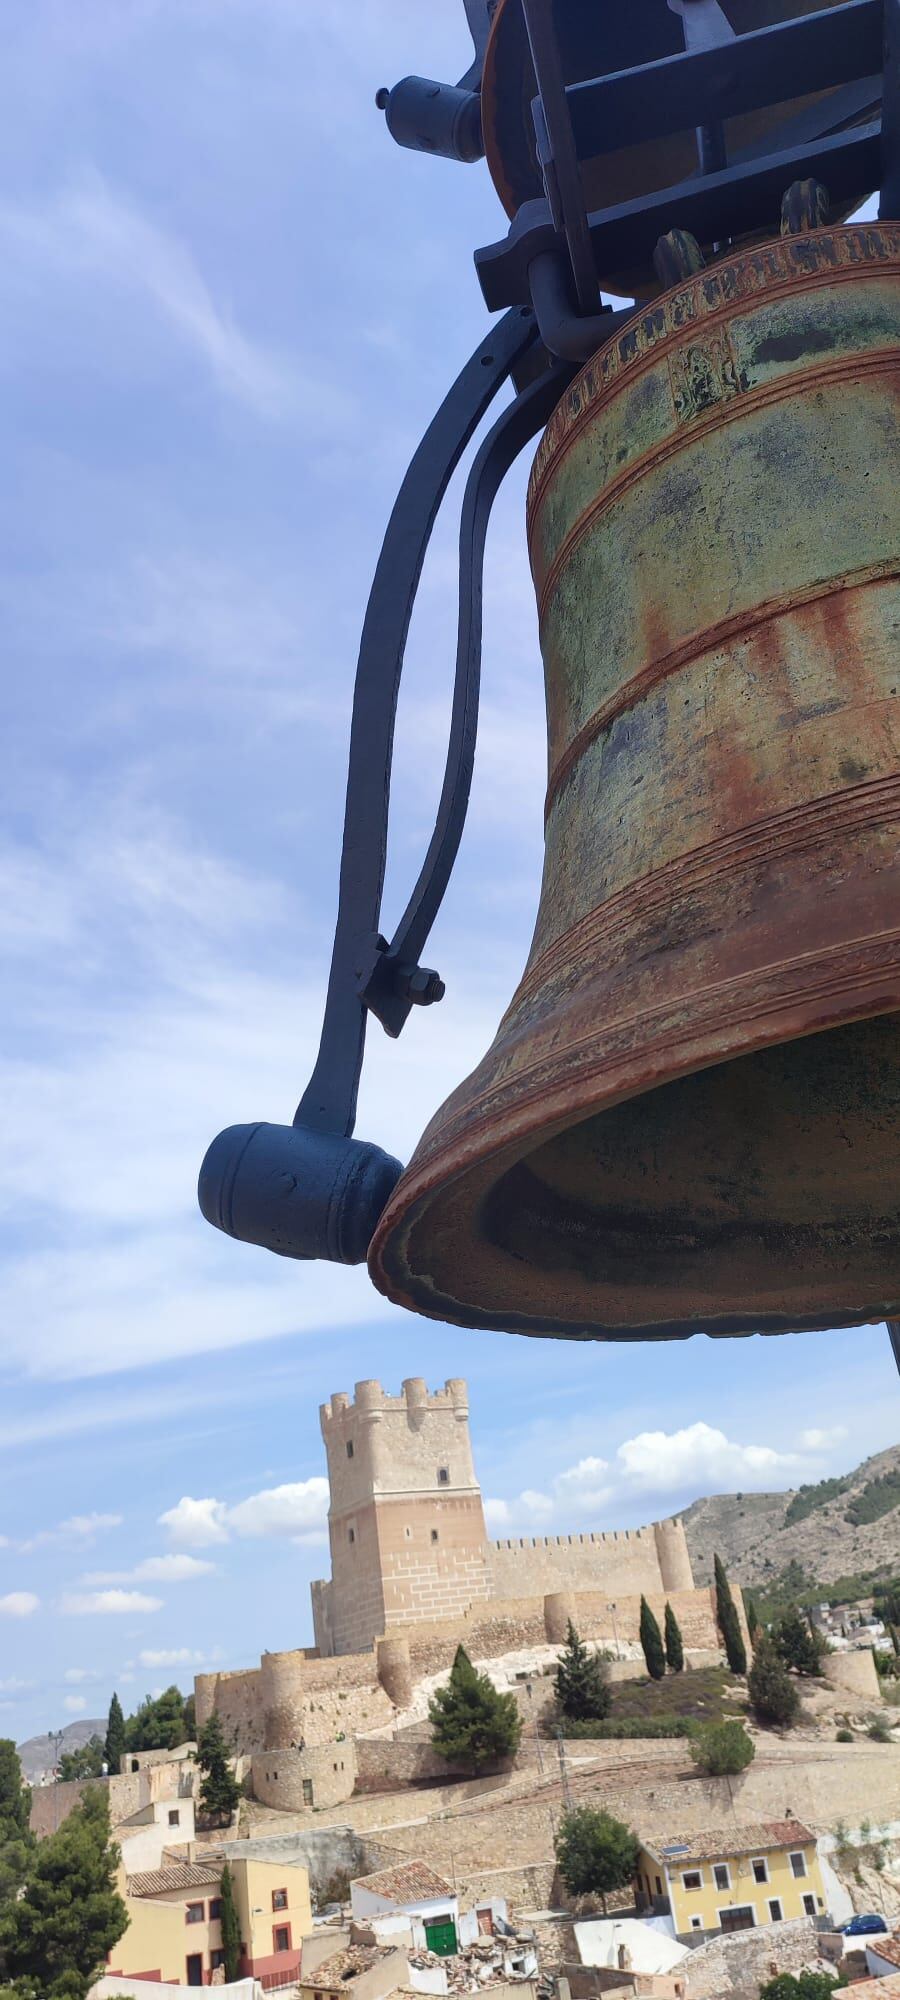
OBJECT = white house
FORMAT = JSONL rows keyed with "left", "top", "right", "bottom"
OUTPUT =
{"left": 350, "top": 1864, "right": 460, "bottom": 1955}
{"left": 866, "top": 1936, "right": 900, "bottom": 1979}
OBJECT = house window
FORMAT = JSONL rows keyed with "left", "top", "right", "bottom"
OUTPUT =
{"left": 209, "top": 1898, "right": 222, "bottom": 1921}
{"left": 802, "top": 1894, "right": 817, "bottom": 1918}
{"left": 348, "top": 1527, "right": 355, "bottom": 1544}
{"left": 431, "top": 1529, "right": 439, "bottom": 1543}
{"left": 713, "top": 1864, "right": 731, "bottom": 1892}
{"left": 168, "top": 1809, "right": 180, "bottom": 1827}
{"left": 768, "top": 1899, "right": 784, "bottom": 1923}
{"left": 789, "top": 1852, "right": 807, "bottom": 1879}
{"left": 437, "top": 1467, "right": 450, "bottom": 1484}
{"left": 302, "top": 1778, "right": 314, "bottom": 1806}
{"left": 751, "top": 1858, "right": 768, "bottom": 1884}
{"left": 185, "top": 1902, "right": 205, "bottom": 1924}
{"left": 346, "top": 1440, "right": 354, "bottom": 1458}
{"left": 273, "top": 1924, "right": 292, "bottom": 1953}
{"left": 272, "top": 1888, "right": 288, "bottom": 1911}
{"left": 690, "top": 1916, "right": 703, "bottom": 1931}
{"left": 682, "top": 1871, "right": 703, "bottom": 1892}
{"left": 211, "top": 1951, "right": 226, "bottom": 1972}
{"left": 655, "top": 1876, "right": 662, "bottom": 1897}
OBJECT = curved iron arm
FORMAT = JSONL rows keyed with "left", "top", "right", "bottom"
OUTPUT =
{"left": 361, "top": 355, "right": 573, "bottom": 1039}
{"left": 296, "top": 307, "right": 542, "bottom": 1140}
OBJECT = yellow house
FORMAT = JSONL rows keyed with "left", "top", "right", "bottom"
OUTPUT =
{"left": 635, "top": 1821, "right": 827, "bottom": 1939}
{"left": 107, "top": 1852, "right": 312, "bottom": 1986}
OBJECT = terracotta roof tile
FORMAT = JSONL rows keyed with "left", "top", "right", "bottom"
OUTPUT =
{"left": 643, "top": 1821, "right": 817, "bottom": 1867}
{"left": 867, "top": 1937, "right": 900, "bottom": 1970}
{"left": 351, "top": 1863, "right": 453, "bottom": 1905}
{"left": 128, "top": 1860, "right": 221, "bottom": 1898}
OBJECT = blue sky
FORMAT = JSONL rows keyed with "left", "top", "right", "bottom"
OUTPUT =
{"left": 0, "top": 1, "right": 896, "bottom": 1745}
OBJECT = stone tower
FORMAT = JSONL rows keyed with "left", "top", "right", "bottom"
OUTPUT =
{"left": 311, "top": 1378, "right": 490, "bottom": 1656}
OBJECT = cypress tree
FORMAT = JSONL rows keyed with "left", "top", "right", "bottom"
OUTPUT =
{"left": 1, "top": 1784, "right": 127, "bottom": 1999}
{"left": 198, "top": 1713, "right": 240, "bottom": 1826}
{"left": 555, "top": 1621, "right": 611, "bottom": 1722}
{"left": 0, "top": 1738, "right": 33, "bottom": 1917}
{"left": 219, "top": 1860, "right": 241, "bottom": 1981}
{"left": 713, "top": 1554, "right": 747, "bottom": 1675}
{"left": 664, "top": 1601, "right": 684, "bottom": 1673}
{"left": 429, "top": 1645, "right": 522, "bottom": 1773}
{"left": 104, "top": 1694, "right": 126, "bottom": 1776}
{"left": 639, "top": 1597, "right": 666, "bottom": 1680}
{"left": 746, "top": 1596, "right": 760, "bottom": 1647}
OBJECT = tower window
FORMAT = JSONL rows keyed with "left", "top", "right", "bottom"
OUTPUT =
{"left": 431, "top": 1529, "right": 439, "bottom": 1543}
{"left": 348, "top": 1527, "right": 355, "bottom": 1544}
{"left": 346, "top": 1440, "right": 354, "bottom": 1458}
{"left": 437, "top": 1467, "right": 450, "bottom": 1485}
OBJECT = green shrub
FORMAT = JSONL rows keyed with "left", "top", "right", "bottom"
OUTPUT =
{"left": 689, "top": 1719, "right": 755, "bottom": 1776}
{"left": 561, "top": 1715, "right": 693, "bottom": 1739}
{"left": 748, "top": 1634, "right": 800, "bottom": 1728}
{"left": 867, "top": 1717, "right": 892, "bottom": 1742}
{"left": 836, "top": 1728, "right": 853, "bottom": 1742}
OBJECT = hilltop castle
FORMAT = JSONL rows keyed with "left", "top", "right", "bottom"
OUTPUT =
{"left": 311, "top": 1376, "right": 694, "bottom": 1656}
{"left": 195, "top": 1380, "right": 729, "bottom": 1811}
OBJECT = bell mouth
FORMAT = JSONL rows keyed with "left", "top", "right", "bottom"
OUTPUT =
{"left": 369, "top": 1013, "right": 900, "bottom": 1340}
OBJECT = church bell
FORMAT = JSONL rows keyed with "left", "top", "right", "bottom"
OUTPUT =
{"left": 370, "top": 224, "right": 900, "bottom": 1339}
{"left": 200, "top": 0, "right": 900, "bottom": 1348}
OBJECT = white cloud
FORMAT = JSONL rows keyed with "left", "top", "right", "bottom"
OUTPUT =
{"left": 138, "top": 1647, "right": 211, "bottom": 1669}
{"left": 64, "top": 1667, "right": 97, "bottom": 1684}
{"left": 158, "top": 1497, "right": 229, "bottom": 1549}
{"left": 63, "top": 1694, "right": 87, "bottom": 1713}
{"left": 82, "top": 1554, "right": 215, "bottom": 1586}
{"left": 61, "top": 1589, "right": 162, "bottom": 1616}
{"left": 615, "top": 1422, "right": 799, "bottom": 1495}
{"left": 799, "top": 1426, "right": 848, "bottom": 1452}
{"left": 0, "top": 1677, "right": 33, "bottom": 1695}
{"left": 487, "top": 1424, "right": 806, "bottom": 1531}
{"left": 160, "top": 1477, "right": 328, "bottom": 1549}
{"left": 0, "top": 1593, "right": 39, "bottom": 1618}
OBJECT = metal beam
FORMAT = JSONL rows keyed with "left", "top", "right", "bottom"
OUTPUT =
{"left": 888, "top": 1320, "right": 900, "bottom": 1376}
{"left": 477, "top": 120, "right": 881, "bottom": 308}
{"left": 881, "top": 0, "right": 900, "bottom": 214}
{"left": 566, "top": 0, "right": 882, "bottom": 158}
{"left": 521, "top": 0, "right": 598, "bottom": 312}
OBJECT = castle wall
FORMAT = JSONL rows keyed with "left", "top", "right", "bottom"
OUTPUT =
{"left": 251, "top": 1740, "right": 358, "bottom": 1812}
{"left": 486, "top": 1518, "right": 693, "bottom": 1603}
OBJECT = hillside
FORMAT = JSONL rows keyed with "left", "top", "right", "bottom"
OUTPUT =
{"left": 683, "top": 1441, "right": 900, "bottom": 1592}
{"left": 17, "top": 1717, "right": 105, "bottom": 1785}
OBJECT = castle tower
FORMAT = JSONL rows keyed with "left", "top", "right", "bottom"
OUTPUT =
{"left": 311, "top": 1377, "right": 490, "bottom": 1656}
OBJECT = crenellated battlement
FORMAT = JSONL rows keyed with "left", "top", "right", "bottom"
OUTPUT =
{"left": 320, "top": 1376, "right": 469, "bottom": 1432}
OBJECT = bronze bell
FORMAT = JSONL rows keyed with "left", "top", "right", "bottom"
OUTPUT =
{"left": 369, "top": 222, "right": 900, "bottom": 1341}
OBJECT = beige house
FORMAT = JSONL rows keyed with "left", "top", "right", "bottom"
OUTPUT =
{"left": 298, "top": 1941, "right": 412, "bottom": 2000}
{"left": 107, "top": 1852, "right": 311, "bottom": 1987}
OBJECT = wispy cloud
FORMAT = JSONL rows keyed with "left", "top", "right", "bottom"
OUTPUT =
{"left": 82, "top": 1554, "right": 214, "bottom": 1586}
{"left": 0, "top": 172, "right": 344, "bottom": 425}
{"left": 0, "top": 1593, "right": 40, "bottom": 1618}
{"left": 63, "top": 1694, "right": 88, "bottom": 1713}
{"left": 19, "top": 1512, "right": 122, "bottom": 1554}
{"left": 138, "top": 1646, "right": 218, "bottom": 1669}
{"left": 61, "top": 1589, "right": 162, "bottom": 1616}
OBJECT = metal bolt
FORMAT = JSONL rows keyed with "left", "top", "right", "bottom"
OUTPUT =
{"left": 398, "top": 964, "right": 445, "bottom": 1006}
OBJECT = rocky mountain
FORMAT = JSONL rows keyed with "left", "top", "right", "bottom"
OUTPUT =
{"left": 683, "top": 1442, "right": 900, "bottom": 1592}
{"left": 17, "top": 1717, "right": 105, "bottom": 1784}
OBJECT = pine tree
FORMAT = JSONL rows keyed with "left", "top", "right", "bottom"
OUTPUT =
{"left": 748, "top": 1633, "right": 801, "bottom": 1729}
{"left": 554, "top": 1806, "right": 639, "bottom": 1913}
{"left": 773, "top": 1608, "right": 825, "bottom": 1677}
{"left": 104, "top": 1694, "right": 126, "bottom": 1776}
{"left": 554, "top": 1622, "right": 611, "bottom": 1722}
{"left": 197, "top": 1713, "right": 240, "bottom": 1826}
{"left": 428, "top": 1646, "right": 522, "bottom": 1773}
{"left": 125, "top": 1684, "right": 187, "bottom": 1753}
{"left": 639, "top": 1598, "right": 666, "bottom": 1681}
{"left": 219, "top": 1860, "right": 241, "bottom": 1981}
{"left": 713, "top": 1555, "right": 747, "bottom": 1675}
{"left": 0, "top": 1784, "right": 127, "bottom": 2000}
{"left": 663, "top": 1602, "right": 684, "bottom": 1674}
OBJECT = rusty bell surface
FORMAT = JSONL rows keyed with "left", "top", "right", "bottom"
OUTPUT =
{"left": 370, "top": 223, "right": 900, "bottom": 1342}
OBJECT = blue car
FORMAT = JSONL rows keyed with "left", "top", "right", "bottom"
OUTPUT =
{"left": 841, "top": 1914, "right": 889, "bottom": 1936}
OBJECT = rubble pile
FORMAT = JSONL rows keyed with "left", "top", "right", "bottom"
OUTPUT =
{"left": 405, "top": 1931, "right": 538, "bottom": 1993}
